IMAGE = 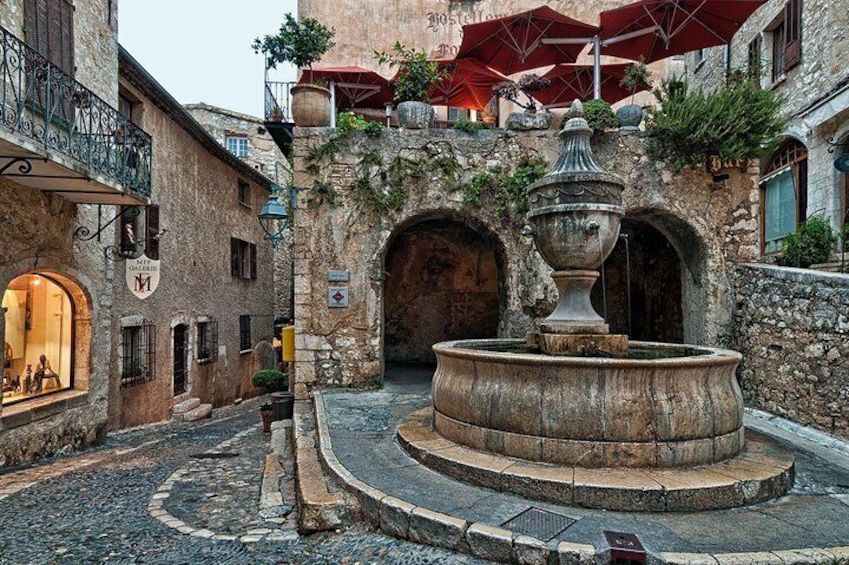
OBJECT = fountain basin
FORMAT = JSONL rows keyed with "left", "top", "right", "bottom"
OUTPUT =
{"left": 432, "top": 339, "right": 744, "bottom": 468}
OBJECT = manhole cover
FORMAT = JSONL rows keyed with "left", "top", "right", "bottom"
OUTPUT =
{"left": 189, "top": 452, "right": 240, "bottom": 459}
{"left": 501, "top": 507, "right": 576, "bottom": 541}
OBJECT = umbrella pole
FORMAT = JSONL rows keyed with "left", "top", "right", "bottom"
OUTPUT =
{"left": 330, "top": 81, "right": 337, "bottom": 128}
{"left": 593, "top": 36, "right": 601, "bottom": 100}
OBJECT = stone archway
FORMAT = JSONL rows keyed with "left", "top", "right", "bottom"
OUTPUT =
{"left": 384, "top": 217, "right": 503, "bottom": 364}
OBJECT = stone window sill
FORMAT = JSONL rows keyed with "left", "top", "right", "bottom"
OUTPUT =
{"left": 769, "top": 73, "right": 787, "bottom": 90}
{"left": 1, "top": 390, "right": 89, "bottom": 431}
{"left": 239, "top": 349, "right": 253, "bottom": 355}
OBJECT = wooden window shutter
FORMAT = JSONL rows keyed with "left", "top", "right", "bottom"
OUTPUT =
{"left": 230, "top": 238, "right": 240, "bottom": 276}
{"left": 783, "top": 0, "right": 801, "bottom": 69}
{"left": 249, "top": 243, "right": 258, "bottom": 279}
{"left": 145, "top": 205, "right": 160, "bottom": 260}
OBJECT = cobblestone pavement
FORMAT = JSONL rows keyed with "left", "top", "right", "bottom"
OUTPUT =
{"left": 0, "top": 399, "right": 497, "bottom": 565}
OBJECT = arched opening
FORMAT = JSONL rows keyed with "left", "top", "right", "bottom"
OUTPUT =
{"left": 592, "top": 218, "right": 684, "bottom": 343}
{"left": 761, "top": 138, "right": 808, "bottom": 255}
{"left": 2, "top": 273, "right": 77, "bottom": 404}
{"left": 384, "top": 217, "right": 502, "bottom": 367}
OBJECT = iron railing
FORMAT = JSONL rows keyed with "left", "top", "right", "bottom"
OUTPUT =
{"left": 0, "top": 26, "right": 152, "bottom": 197}
{"left": 265, "top": 81, "right": 295, "bottom": 122}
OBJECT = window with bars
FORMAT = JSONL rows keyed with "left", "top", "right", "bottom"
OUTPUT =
{"left": 197, "top": 318, "right": 218, "bottom": 364}
{"left": 239, "top": 315, "right": 252, "bottom": 352}
{"left": 226, "top": 136, "right": 249, "bottom": 158}
{"left": 121, "top": 321, "right": 156, "bottom": 388}
{"left": 230, "top": 238, "right": 257, "bottom": 280}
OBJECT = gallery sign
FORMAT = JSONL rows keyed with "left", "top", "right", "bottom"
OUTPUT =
{"left": 126, "top": 255, "right": 161, "bottom": 300}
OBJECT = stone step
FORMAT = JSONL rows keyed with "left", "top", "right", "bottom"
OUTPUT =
{"left": 172, "top": 397, "right": 200, "bottom": 415}
{"left": 173, "top": 403, "right": 212, "bottom": 422}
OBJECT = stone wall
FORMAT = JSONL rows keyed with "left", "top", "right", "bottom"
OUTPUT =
{"left": 291, "top": 127, "right": 759, "bottom": 398}
{"left": 731, "top": 264, "right": 849, "bottom": 440}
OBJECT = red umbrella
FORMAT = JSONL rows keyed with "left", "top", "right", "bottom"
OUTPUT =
{"left": 535, "top": 63, "right": 649, "bottom": 107}
{"left": 298, "top": 66, "right": 393, "bottom": 109}
{"left": 599, "top": 0, "right": 767, "bottom": 63}
{"left": 456, "top": 6, "right": 599, "bottom": 76}
{"left": 426, "top": 59, "right": 507, "bottom": 111}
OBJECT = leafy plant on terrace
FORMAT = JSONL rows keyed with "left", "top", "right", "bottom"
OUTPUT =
{"left": 337, "top": 111, "right": 383, "bottom": 137}
{"left": 646, "top": 76, "right": 786, "bottom": 170}
{"left": 777, "top": 217, "right": 837, "bottom": 268}
{"left": 252, "top": 13, "right": 335, "bottom": 82}
{"left": 374, "top": 42, "right": 449, "bottom": 103}
{"left": 560, "top": 99, "right": 618, "bottom": 132}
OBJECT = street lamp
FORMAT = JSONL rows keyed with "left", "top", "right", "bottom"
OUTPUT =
{"left": 258, "top": 187, "right": 290, "bottom": 244}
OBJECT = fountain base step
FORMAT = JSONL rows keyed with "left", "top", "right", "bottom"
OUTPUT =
{"left": 398, "top": 408, "right": 795, "bottom": 512}
{"left": 528, "top": 331, "right": 629, "bottom": 356}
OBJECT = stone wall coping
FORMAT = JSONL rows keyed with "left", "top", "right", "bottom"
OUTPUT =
{"left": 1, "top": 390, "right": 89, "bottom": 431}
{"left": 737, "top": 262, "right": 849, "bottom": 285}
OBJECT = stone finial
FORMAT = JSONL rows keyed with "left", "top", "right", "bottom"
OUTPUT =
{"left": 570, "top": 99, "right": 583, "bottom": 119}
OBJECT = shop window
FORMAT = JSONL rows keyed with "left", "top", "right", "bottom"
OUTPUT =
{"left": 761, "top": 139, "right": 807, "bottom": 254}
{"left": 197, "top": 318, "right": 218, "bottom": 364}
{"left": 121, "top": 320, "right": 155, "bottom": 387}
{"left": 230, "top": 238, "right": 257, "bottom": 280}
{"left": 2, "top": 274, "right": 74, "bottom": 405}
{"left": 239, "top": 315, "right": 251, "bottom": 352}
{"left": 226, "top": 136, "right": 249, "bottom": 158}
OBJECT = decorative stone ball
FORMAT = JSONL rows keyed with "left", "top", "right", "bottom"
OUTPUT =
{"left": 615, "top": 104, "right": 643, "bottom": 130}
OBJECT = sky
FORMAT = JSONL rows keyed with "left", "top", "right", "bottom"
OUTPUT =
{"left": 119, "top": 1, "right": 298, "bottom": 118}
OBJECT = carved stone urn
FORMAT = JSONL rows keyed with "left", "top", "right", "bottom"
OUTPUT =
{"left": 526, "top": 100, "right": 627, "bottom": 355}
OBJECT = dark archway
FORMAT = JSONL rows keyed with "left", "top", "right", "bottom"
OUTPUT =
{"left": 384, "top": 217, "right": 502, "bottom": 364}
{"left": 591, "top": 218, "right": 684, "bottom": 343}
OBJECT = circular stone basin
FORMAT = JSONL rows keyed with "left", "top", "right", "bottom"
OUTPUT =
{"left": 432, "top": 339, "right": 744, "bottom": 469}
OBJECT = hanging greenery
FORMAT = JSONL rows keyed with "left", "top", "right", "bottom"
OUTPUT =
{"left": 646, "top": 76, "right": 787, "bottom": 170}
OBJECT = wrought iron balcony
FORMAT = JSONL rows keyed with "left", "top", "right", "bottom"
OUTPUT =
{"left": 264, "top": 81, "right": 295, "bottom": 159}
{"left": 0, "top": 25, "right": 151, "bottom": 204}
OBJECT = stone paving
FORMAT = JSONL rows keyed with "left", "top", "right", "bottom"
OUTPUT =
{"left": 0, "top": 398, "right": 497, "bottom": 565}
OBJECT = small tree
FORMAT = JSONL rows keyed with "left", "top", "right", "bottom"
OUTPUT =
{"left": 252, "top": 13, "right": 335, "bottom": 83}
{"left": 560, "top": 99, "right": 618, "bottom": 132}
{"left": 492, "top": 73, "right": 551, "bottom": 113}
{"left": 619, "top": 61, "right": 652, "bottom": 104}
{"left": 374, "top": 42, "right": 448, "bottom": 103}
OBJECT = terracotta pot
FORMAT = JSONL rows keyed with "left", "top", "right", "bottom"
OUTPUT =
{"left": 396, "top": 101, "right": 434, "bottom": 129}
{"left": 291, "top": 84, "right": 331, "bottom": 127}
{"left": 260, "top": 408, "right": 274, "bottom": 433}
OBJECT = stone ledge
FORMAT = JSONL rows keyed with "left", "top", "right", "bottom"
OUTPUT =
{"left": 1, "top": 390, "right": 89, "bottom": 430}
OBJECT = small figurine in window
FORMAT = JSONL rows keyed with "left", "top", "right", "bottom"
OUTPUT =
{"left": 34, "top": 354, "right": 59, "bottom": 392}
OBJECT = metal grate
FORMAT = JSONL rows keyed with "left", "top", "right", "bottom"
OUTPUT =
{"left": 120, "top": 320, "right": 155, "bottom": 388}
{"left": 501, "top": 507, "right": 576, "bottom": 541}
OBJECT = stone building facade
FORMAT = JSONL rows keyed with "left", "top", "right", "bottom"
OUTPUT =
{"left": 110, "top": 49, "right": 276, "bottom": 429}
{"left": 289, "top": 127, "right": 759, "bottom": 399}
{"left": 185, "top": 103, "right": 292, "bottom": 187}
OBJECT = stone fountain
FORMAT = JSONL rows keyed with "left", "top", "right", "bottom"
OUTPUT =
{"left": 397, "top": 102, "right": 795, "bottom": 512}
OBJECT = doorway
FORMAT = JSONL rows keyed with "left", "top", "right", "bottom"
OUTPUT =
{"left": 173, "top": 324, "right": 188, "bottom": 396}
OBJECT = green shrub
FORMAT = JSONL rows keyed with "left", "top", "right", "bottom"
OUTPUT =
{"left": 452, "top": 118, "right": 486, "bottom": 133}
{"left": 777, "top": 218, "right": 837, "bottom": 268}
{"left": 374, "top": 43, "right": 448, "bottom": 103}
{"left": 337, "top": 112, "right": 383, "bottom": 137}
{"left": 251, "top": 369, "right": 288, "bottom": 392}
{"left": 647, "top": 77, "right": 786, "bottom": 170}
{"left": 560, "top": 99, "right": 618, "bottom": 132}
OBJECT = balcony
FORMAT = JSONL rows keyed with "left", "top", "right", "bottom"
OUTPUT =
{"left": 264, "top": 81, "right": 295, "bottom": 158}
{"left": 0, "top": 26, "right": 151, "bottom": 205}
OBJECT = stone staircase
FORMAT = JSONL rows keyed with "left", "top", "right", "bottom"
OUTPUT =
{"left": 171, "top": 397, "right": 212, "bottom": 422}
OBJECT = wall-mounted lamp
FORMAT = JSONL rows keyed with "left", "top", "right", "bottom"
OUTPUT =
{"left": 259, "top": 185, "right": 292, "bottom": 244}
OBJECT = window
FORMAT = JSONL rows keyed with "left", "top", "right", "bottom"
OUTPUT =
{"left": 694, "top": 48, "right": 706, "bottom": 68}
{"left": 771, "top": 20, "right": 786, "bottom": 81}
{"left": 121, "top": 320, "right": 156, "bottom": 388}
{"left": 226, "top": 136, "right": 249, "bottom": 158}
{"left": 239, "top": 315, "right": 252, "bottom": 352}
{"left": 118, "top": 94, "right": 133, "bottom": 120}
{"left": 197, "top": 318, "right": 218, "bottom": 364}
{"left": 770, "top": 0, "right": 802, "bottom": 81}
{"left": 761, "top": 140, "right": 807, "bottom": 254}
{"left": 230, "top": 238, "right": 257, "bottom": 280}
{"left": 24, "top": 0, "right": 75, "bottom": 75}
{"left": 748, "top": 35, "right": 763, "bottom": 84}
{"left": 145, "top": 205, "right": 160, "bottom": 260}
{"left": 119, "top": 205, "right": 139, "bottom": 258}
{"left": 238, "top": 180, "right": 250, "bottom": 207}
{"left": 448, "top": 107, "right": 470, "bottom": 122}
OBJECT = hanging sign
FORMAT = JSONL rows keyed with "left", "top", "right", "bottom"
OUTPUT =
{"left": 126, "top": 254, "right": 161, "bottom": 300}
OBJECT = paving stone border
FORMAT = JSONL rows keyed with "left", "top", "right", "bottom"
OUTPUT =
{"left": 312, "top": 391, "right": 849, "bottom": 565}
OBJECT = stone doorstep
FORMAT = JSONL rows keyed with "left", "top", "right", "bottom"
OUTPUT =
{"left": 172, "top": 397, "right": 201, "bottom": 415}
{"left": 172, "top": 403, "right": 212, "bottom": 422}
{"left": 312, "top": 393, "right": 849, "bottom": 565}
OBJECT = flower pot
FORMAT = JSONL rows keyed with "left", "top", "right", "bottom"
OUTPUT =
{"left": 615, "top": 104, "right": 643, "bottom": 130}
{"left": 270, "top": 391, "right": 295, "bottom": 420}
{"left": 291, "top": 84, "right": 331, "bottom": 127}
{"left": 397, "top": 101, "right": 434, "bottom": 129}
{"left": 260, "top": 408, "right": 274, "bottom": 433}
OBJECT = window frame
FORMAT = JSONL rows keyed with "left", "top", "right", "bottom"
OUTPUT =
{"left": 237, "top": 179, "right": 251, "bottom": 208}
{"left": 760, "top": 140, "right": 808, "bottom": 255}
{"left": 239, "top": 315, "right": 252, "bottom": 353}
{"left": 120, "top": 320, "right": 156, "bottom": 388}
{"left": 197, "top": 318, "right": 218, "bottom": 365}
{"left": 226, "top": 136, "right": 250, "bottom": 158}
{"left": 747, "top": 35, "right": 763, "bottom": 85}
{"left": 230, "top": 237, "right": 257, "bottom": 280}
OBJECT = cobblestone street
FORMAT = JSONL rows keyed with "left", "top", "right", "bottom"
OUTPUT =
{"left": 0, "top": 399, "right": 495, "bottom": 565}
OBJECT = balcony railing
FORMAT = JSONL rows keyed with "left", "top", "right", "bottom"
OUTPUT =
{"left": 0, "top": 26, "right": 151, "bottom": 198}
{"left": 265, "top": 81, "right": 295, "bottom": 122}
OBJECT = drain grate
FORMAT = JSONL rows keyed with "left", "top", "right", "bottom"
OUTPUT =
{"left": 189, "top": 452, "right": 240, "bottom": 459}
{"left": 501, "top": 507, "right": 576, "bottom": 541}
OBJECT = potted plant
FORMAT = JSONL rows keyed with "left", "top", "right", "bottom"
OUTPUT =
{"left": 252, "top": 369, "right": 293, "bottom": 420}
{"left": 493, "top": 74, "right": 553, "bottom": 131}
{"left": 617, "top": 60, "right": 652, "bottom": 129}
{"left": 253, "top": 13, "right": 336, "bottom": 127}
{"left": 374, "top": 42, "right": 448, "bottom": 129}
{"left": 260, "top": 402, "right": 274, "bottom": 433}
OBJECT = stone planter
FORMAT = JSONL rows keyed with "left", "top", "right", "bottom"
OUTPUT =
{"left": 397, "top": 101, "right": 434, "bottom": 129}
{"left": 291, "top": 84, "right": 331, "bottom": 127}
{"left": 505, "top": 111, "right": 553, "bottom": 131}
{"left": 615, "top": 104, "right": 643, "bottom": 130}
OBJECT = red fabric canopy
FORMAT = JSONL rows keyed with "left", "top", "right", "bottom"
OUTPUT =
{"left": 427, "top": 59, "right": 507, "bottom": 111}
{"left": 298, "top": 66, "right": 393, "bottom": 109}
{"left": 535, "top": 63, "right": 649, "bottom": 107}
{"left": 600, "top": 0, "right": 767, "bottom": 63}
{"left": 457, "top": 6, "right": 599, "bottom": 75}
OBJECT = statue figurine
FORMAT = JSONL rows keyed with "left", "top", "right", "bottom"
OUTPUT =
{"left": 24, "top": 364, "right": 32, "bottom": 394}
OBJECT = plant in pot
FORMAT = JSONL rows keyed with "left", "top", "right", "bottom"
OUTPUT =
{"left": 260, "top": 402, "right": 274, "bottom": 433}
{"left": 252, "top": 13, "right": 336, "bottom": 127}
{"left": 493, "top": 74, "right": 553, "bottom": 131}
{"left": 617, "top": 60, "right": 652, "bottom": 129}
{"left": 252, "top": 369, "right": 293, "bottom": 420}
{"left": 374, "top": 42, "right": 448, "bottom": 129}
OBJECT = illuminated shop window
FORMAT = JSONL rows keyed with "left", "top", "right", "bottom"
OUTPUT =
{"left": 2, "top": 274, "right": 73, "bottom": 405}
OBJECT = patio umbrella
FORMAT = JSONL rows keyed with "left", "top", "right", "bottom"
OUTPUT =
{"left": 456, "top": 6, "right": 599, "bottom": 76}
{"left": 535, "top": 63, "right": 650, "bottom": 107}
{"left": 599, "top": 0, "right": 768, "bottom": 63}
{"left": 298, "top": 66, "right": 393, "bottom": 109}
{"left": 426, "top": 59, "right": 508, "bottom": 111}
